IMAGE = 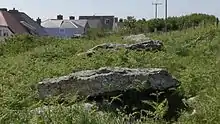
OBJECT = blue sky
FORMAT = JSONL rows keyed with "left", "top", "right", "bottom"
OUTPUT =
{"left": 1, "top": 0, "right": 220, "bottom": 21}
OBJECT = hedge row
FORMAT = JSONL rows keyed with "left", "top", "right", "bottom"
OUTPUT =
{"left": 120, "top": 13, "right": 218, "bottom": 34}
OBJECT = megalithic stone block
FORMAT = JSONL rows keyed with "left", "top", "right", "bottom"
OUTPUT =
{"left": 37, "top": 67, "right": 180, "bottom": 99}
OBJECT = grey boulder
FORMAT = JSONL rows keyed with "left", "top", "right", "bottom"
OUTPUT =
{"left": 89, "top": 43, "right": 127, "bottom": 51}
{"left": 126, "top": 40, "right": 163, "bottom": 51}
{"left": 37, "top": 67, "right": 180, "bottom": 99}
{"left": 77, "top": 40, "right": 163, "bottom": 56}
{"left": 123, "top": 34, "right": 150, "bottom": 42}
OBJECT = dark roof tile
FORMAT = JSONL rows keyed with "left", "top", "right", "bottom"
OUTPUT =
{"left": 0, "top": 11, "right": 29, "bottom": 34}
{"left": 9, "top": 11, "right": 48, "bottom": 36}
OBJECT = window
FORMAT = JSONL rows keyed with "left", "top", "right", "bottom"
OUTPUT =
{"left": 1, "top": 29, "right": 9, "bottom": 37}
{"left": 3, "top": 32, "right": 8, "bottom": 36}
{"left": 59, "top": 28, "right": 65, "bottom": 34}
{"left": 105, "top": 19, "right": 110, "bottom": 25}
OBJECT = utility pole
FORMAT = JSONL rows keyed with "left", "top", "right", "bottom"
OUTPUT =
{"left": 164, "top": 0, "right": 168, "bottom": 32}
{"left": 165, "top": 0, "right": 168, "bottom": 20}
{"left": 152, "top": 1, "right": 162, "bottom": 19}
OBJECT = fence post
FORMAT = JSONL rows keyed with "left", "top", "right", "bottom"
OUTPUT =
{"left": 202, "top": 20, "right": 205, "bottom": 28}
{"left": 154, "top": 28, "right": 157, "bottom": 33}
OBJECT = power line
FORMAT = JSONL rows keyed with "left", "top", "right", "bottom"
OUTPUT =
{"left": 152, "top": 1, "right": 162, "bottom": 19}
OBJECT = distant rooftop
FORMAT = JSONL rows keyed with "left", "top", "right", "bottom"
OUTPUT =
{"left": 0, "top": 8, "right": 48, "bottom": 36}
{"left": 41, "top": 19, "right": 88, "bottom": 28}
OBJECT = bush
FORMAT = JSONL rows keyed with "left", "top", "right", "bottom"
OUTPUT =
{"left": 0, "top": 34, "right": 56, "bottom": 56}
{"left": 86, "top": 28, "right": 110, "bottom": 40}
{"left": 120, "top": 13, "right": 217, "bottom": 34}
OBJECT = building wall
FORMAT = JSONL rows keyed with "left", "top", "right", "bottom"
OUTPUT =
{"left": 113, "top": 22, "right": 118, "bottom": 31}
{"left": 79, "top": 16, "right": 115, "bottom": 30}
{"left": 0, "top": 26, "right": 13, "bottom": 41}
{"left": 84, "top": 22, "right": 90, "bottom": 34}
{"left": 44, "top": 27, "right": 86, "bottom": 38}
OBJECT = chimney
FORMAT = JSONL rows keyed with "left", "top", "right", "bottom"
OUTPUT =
{"left": 69, "top": 16, "right": 75, "bottom": 20}
{"left": 114, "top": 17, "right": 118, "bottom": 23}
{"left": 0, "top": 8, "right": 7, "bottom": 11}
{"left": 8, "top": 8, "right": 19, "bottom": 13}
{"left": 57, "top": 14, "right": 63, "bottom": 20}
{"left": 36, "top": 17, "right": 41, "bottom": 25}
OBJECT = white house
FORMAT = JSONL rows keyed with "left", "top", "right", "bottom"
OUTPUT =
{"left": 41, "top": 15, "right": 90, "bottom": 38}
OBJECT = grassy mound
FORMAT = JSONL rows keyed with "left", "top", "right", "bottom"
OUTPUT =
{"left": 0, "top": 25, "right": 220, "bottom": 123}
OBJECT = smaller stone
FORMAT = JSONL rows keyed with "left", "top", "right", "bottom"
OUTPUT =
{"left": 123, "top": 34, "right": 150, "bottom": 42}
{"left": 84, "top": 103, "right": 95, "bottom": 111}
{"left": 77, "top": 40, "right": 163, "bottom": 56}
{"left": 126, "top": 40, "right": 163, "bottom": 51}
{"left": 89, "top": 43, "right": 128, "bottom": 51}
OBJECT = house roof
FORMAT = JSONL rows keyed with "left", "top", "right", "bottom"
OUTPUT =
{"left": 79, "top": 16, "right": 115, "bottom": 20}
{"left": 72, "top": 19, "right": 88, "bottom": 28}
{"left": 8, "top": 10, "right": 48, "bottom": 36}
{"left": 41, "top": 19, "right": 63, "bottom": 28}
{"left": 41, "top": 19, "right": 88, "bottom": 29}
{"left": 61, "top": 20, "right": 78, "bottom": 28}
{"left": 0, "top": 12, "right": 7, "bottom": 26}
{"left": 0, "top": 10, "right": 29, "bottom": 34}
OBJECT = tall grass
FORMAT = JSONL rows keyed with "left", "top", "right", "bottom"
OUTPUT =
{"left": 0, "top": 25, "right": 220, "bottom": 123}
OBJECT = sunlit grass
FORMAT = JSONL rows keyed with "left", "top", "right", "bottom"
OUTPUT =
{"left": 0, "top": 25, "right": 220, "bottom": 123}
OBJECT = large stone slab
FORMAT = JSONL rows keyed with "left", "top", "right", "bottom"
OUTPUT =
{"left": 37, "top": 67, "right": 180, "bottom": 99}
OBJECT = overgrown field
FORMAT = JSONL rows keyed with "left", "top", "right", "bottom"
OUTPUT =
{"left": 0, "top": 25, "right": 220, "bottom": 124}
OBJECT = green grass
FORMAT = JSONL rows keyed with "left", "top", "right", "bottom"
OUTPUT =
{"left": 0, "top": 25, "right": 220, "bottom": 124}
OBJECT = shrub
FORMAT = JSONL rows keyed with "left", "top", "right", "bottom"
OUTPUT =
{"left": 120, "top": 13, "right": 217, "bottom": 34}
{"left": 86, "top": 28, "right": 110, "bottom": 40}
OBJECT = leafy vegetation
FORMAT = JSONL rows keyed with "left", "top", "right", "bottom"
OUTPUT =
{"left": 0, "top": 23, "right": 220, "bottom": 123}
{"left": 121, "top": 13, "right": 217, "bottom": 34}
